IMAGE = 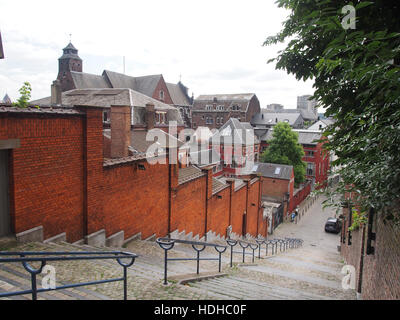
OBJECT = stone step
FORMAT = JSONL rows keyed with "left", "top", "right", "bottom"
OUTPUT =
{"left": 0, "top": 263, "right": 105, "bottom": 300}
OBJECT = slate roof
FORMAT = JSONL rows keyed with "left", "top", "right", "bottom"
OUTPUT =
{"left": 193, "top": 93, "right": 256, "bottom": 112}
{"left": 211, "top": 118, "right": 258, "bottom": 146}
{"left": 259, "top": 128, "right": 322, "bottom": 146}
{"left": 251, "top": 112, "right": 304, "bottom": 127}
{"left": 0, "top": 105, "right": 84, "bottom": 115}
{"left": 253, "top": 163, "right": 293, "bottom": 181}
{"left": 262, "top": 108, "right": 318, "bottom": 121}
{"left": 102, "top": 70, "right": 163, "bottom": 98}
{"left": 212, "top": 178, "right": 228, "bottom": 195}
{"left": 166, "top": 82, "right": 192, "bottom": 106}
{"left": 30, "top": 88, "right": 184, "bottom": 126}
{"left": 189, "top": 148, "right": 221, "bottom": 167}
{"left": 196, "top": 93, "right": 255, "bottom": 101}
{"left": 71, "top": 72, "right": 110, "bottom": 89}
{"left": 178, "top": 166, "right": 205, "bottom": 185}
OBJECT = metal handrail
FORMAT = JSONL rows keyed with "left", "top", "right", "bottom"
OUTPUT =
{"left": 156, "top": 238, "right": 227, "bottom": 285}
{"left": 226, "top": 239, "right": 260, "bottom": 267}
{"left": 0, "top": 250, "right": 138, "bottom": 300}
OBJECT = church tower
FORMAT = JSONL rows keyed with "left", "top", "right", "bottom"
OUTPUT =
{"left": 57, "top": 42, "right": 82, "bottom": 92}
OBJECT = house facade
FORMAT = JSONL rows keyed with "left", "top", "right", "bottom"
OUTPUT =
{"left": 191, "top": 94, "right": 260, "bottom": 130}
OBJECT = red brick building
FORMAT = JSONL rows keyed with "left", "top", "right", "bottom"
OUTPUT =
{"left": 191, "top": 94, "right": 260, "bottom": 130}
{"left": 0, "top": 102, "right": 267, "bottom": 244}
{"left": 256, "top": 128, "right": 329, "bottom": 189}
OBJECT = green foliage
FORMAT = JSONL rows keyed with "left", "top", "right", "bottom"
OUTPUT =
{"left": 261, "top": 122, "right": 306, "bottom": 185}
{"left": 265, "top": 0, "right": 400, "bottom": 221}
{"left": 349, "top": 208, "right": 368, "bottom": 232}
{"left": 12, "top": 82, "right": 39, "bottom": 109}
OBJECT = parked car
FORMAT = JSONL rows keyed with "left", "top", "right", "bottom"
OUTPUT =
{"left": 325, "top": 217, "right": 341, "bottom": 234}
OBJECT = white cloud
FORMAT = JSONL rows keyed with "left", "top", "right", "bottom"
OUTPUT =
{"left": 0, "top": 0, "right": 315, "bottom": 109}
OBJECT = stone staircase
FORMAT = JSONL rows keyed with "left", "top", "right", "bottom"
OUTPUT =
{"left": 0, "top": 234, "right": 355, "bottom": 300}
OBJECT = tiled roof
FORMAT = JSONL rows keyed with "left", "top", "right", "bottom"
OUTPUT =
{"left": 178, "top": 166, "right": 205, "bottom": 185}
{"left": 166, "top": 82, "right": 192, "bottom": 106}
{"left": 259, "top": 128, "right": 322, "bottom": 145}
{"left": 251, "top": 112, "right": 304, "bottom": 127}
{"left": 0, "top": 105, "right": 84, "bottom": 115}
{"left": 253, "top": 163, "right": 293, "bottom": 180}
{"left": 211, "top": 118, "right": 258, "bottom": 146}
{"left": 196, "top": 93, "right": 255, "bottom": 101}
{"left": 212, "top": 178, "right": 228, "bottom": 195}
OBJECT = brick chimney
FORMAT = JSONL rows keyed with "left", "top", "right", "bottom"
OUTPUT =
{"left": 51, "top": 80, "right": 62, "bottom": 105}
{"left": 145, "top": 103, "right": 155, "bottom": 130}
{"left": 110, "top": 105, "right": 131, "bottom": 158}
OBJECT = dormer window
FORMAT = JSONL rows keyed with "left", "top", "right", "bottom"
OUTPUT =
{"left": 217, "top": 105, "right": 224, "bottom": 111}
{"left": 205, "top": 105, "right": 213, "bottom": 111}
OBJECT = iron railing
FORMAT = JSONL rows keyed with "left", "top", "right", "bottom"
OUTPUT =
{"left": 226, "top": 239, "right": 259, "bottom": 267}
{"left": 156, "top": 238, "right": 227, "bottom": 285}
{"left": 0, "top": 250, "right": 138, "bottom": 300}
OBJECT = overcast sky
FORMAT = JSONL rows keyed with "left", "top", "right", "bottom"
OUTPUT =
{"left": 0, "top": 0, "right": 315, "bottom": 109}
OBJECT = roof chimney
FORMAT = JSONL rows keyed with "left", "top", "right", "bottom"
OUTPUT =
{"left": 111, "top": 105, "right": 131, "bottom": 158}
{"left": 145, "top": 103, "right": 155, "bottom": 130}
{"left": 51, "top": 80, "right": 62, "bottom": 105}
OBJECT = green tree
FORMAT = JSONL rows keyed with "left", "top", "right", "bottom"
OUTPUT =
{"left": 264, "top": 0, "right": 400, "bottom": 221}
{"left": 261, "top": 122, "right": 306, "bottom": 185}
{"left": 12, "top": 82, "right": 37, "bottom": 109}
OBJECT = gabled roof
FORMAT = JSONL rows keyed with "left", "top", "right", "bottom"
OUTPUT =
{"left": 178, "top": 166, "right": 205, "bottom": 185}
{"left": 103, "top": 70, "right": 163, "bottom": 98}
{"left": 211, "top": 118, "right": 258, "bottom": 146}
{"left": 71, "top": 71, "right": 110, "bottom": 89}
{"left": 166, "top": 82, "right": 192, "bottom": 106}
{"left": 1, "top": 93, "right": 11, "bottom": 104}
{"left": 253, "top": 163, "right": 293, "bottom": 180}
{"left": 189, "top": 148, "right": 221, "bottom": 167}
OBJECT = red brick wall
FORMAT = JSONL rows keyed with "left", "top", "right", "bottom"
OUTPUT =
{"left": 173, "top": 176, "right": 207, "bottom": 238}
{"left": 102, "top": 159, "right": 169, "bottom": 240}
{"left": 341, "top": 208, "right": 400, "bottom": 299}
{"left": 290, "top": 182, "right": 311, "bottom": 213}
{"left": 152, "top": 77, "right": 173, "bottom": 105}
{"left": 246, "top": 180, "right": 260, "bottom": 237}
{"left": 2, "top": 107, "right": 263, "bottom": 245}
{"left": 0, "top": 113, "right": 86, "bottom": 242}
{"left": 260, "top": 177, "right": 290, "bottom": 202}
{"left": 231, "top": 186, "right": 247, "bottom": 236}
{"left": 207, "top": 187, "right": 230, "bottom": 237}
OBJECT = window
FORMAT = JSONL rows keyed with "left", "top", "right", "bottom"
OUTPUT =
{"left": 205, "top": 105, "right": 213, "bottom": 111}
{"left": 103, "top": 111, "right": 109, "bottom": 123}
{"left": 155, "top": 111, "right": 167, "bottom": 124}
{"left": 232, "top": 104, "right": 240, "bottom": 111}
{"left": 159, "top": 90, "right": 165, "bottom": 101}
{"left": 306, "top": 150, "right": 315, "bottom": 157}
{"left": 306, "top": 162, "right": 315, "bottom": 176}
{"left": 217, "top": 105, "right": 224, "bottom": 111}
{"left": 206, "top": 117, "right": 214, "bottom": 125}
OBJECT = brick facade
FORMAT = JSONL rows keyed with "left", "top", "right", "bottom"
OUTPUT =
{"left": 340, "top": 205, "right": 400, "bottom": 299}
{"left": 1, "top": 105, "right": 266, "bottom": 244}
